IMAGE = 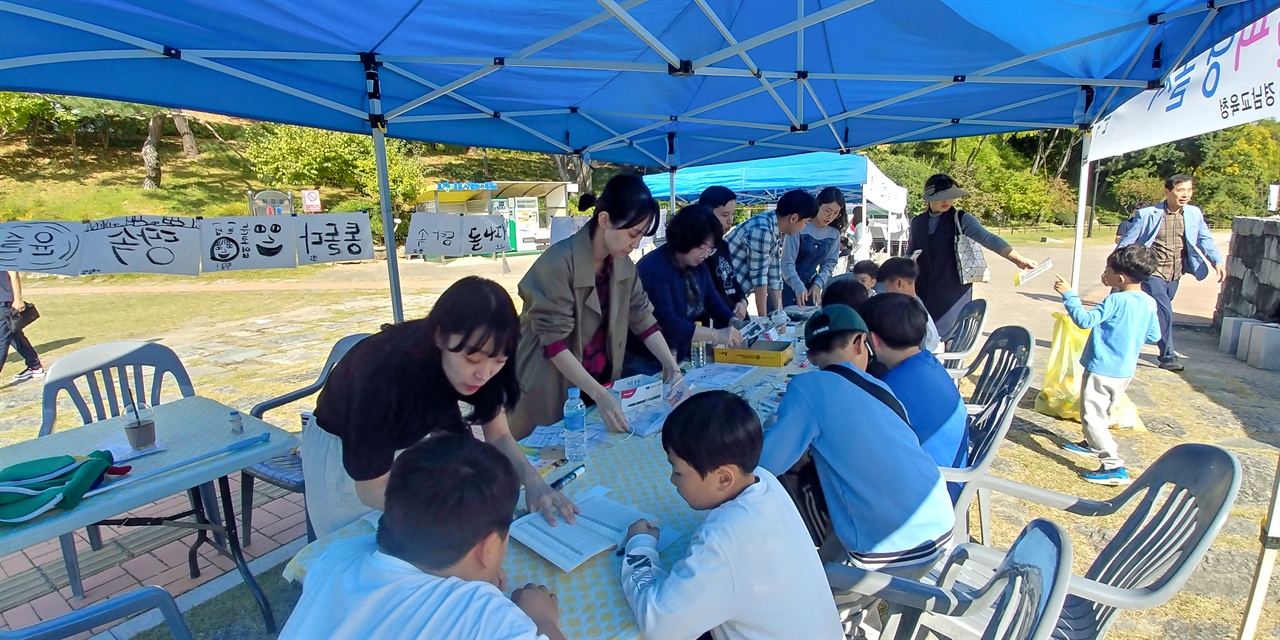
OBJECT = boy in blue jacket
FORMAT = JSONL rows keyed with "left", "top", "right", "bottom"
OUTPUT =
{"left": 1053, "top": 245, "right": 1162, "bottom": 486}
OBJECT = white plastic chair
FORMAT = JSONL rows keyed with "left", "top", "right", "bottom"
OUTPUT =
{"left": 39, "top": 340, "right": 211, "bottom": 598}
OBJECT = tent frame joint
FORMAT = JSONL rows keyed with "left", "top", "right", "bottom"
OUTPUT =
{"left": 162, "top": 45, "right": 181, "bottom": 59}
{"left": 1147, "top": 78, "right": 1162, "bottom": 90}
{"left": 789, "top": 123, "right": 809, "bottom": 133}
{"left": 667, "top": 59, "right": 694, "bottom": 77}
{"left": 1148, "top": 12, "right": 1163, "bottom": 24}
{"left": 494, "top": 56, "right": 505, "bottom": 66}
{"left": 953, "top": 74, "right": 966, "bottom": 83}
{"left": 795, "top": 70, "right": 809, "bottom": 79}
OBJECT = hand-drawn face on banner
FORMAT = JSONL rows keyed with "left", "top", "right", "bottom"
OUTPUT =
{"left": 200, "top": 216, "right": 297, "bottom": 271}
{"left": 0, "top": 221, "right": 81, "bottom": 275}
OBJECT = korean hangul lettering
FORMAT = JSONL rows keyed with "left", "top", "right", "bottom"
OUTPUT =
{"left": 1239, "top": 92, "right": 1253, "bottom": 111}
{"left": 29, "top": 230, "right": 56, "bottom": 257}
{"left": 1235, "top": 17, "right": 1270, "bottom": 71}
{"left": 1219, "top": 97, "right": 1230, "bottom": 119}
{"left": 1201, "top": 35, "right": 1234, "bottom": 98}
{"left": 1252, "top": 87, "right": 1265, "bottom": 109}
{"left": 1165, "top": 64, "right": 1193, "bottom": 112}
{"left": 1264, "top": 82, "right": 1276, "bottom": 107}
{"left": 1229, "top": 94, "right": 1241, "bottom": 115}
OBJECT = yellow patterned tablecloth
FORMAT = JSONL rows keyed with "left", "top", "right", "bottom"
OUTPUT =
{"left": 282, "top": 359, "right": 807, "bottom": 639}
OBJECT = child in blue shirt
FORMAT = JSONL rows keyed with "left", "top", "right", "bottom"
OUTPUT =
{"left": 861, "top": 293, "right": 968, "bottom": 501}
{"left": 1053, "top": 245, "right": 1161, "bottom": 486}
{"left": 759, "top": 305, "right": 954, "bottom": 574}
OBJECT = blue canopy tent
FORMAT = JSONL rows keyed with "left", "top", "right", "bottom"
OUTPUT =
{"left": 641, "top": 151, "right": 909, "bottom": 254}
{"left": 1, "top": 0, "right": 1275, "bottom": 321}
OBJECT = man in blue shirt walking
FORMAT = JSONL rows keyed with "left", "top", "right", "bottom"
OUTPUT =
{"left": 1054, "top": 245, "right": 1162, "bottom": 485}
{"left": 1117, "top": 174, "right": 1225, "bottom": 372}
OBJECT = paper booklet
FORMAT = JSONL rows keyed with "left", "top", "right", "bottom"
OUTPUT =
{"left": 510, "top": 486, "right": 676, "bottom": 572}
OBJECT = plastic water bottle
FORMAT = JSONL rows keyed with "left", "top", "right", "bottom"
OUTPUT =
{"left": 563, "top": 388, "right": 588, "bottom": 462}
{"left": 690, "top": 322, "right": 707, "bottom": 369}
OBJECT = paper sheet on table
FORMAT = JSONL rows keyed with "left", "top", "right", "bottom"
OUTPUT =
{"left": 523, "top": 424, "right": 608, "bottom": 449}
{"left": 100, "top": 435, "right": 167, "bottom": 464}
{"left": 626, "top": 403, "right": 672, "bottom": 437}
{"left": 509, "top": 487, "right": 678, "bottom": 572}
{"left": 683, "top": 363, "right": 755, "bottom": 389}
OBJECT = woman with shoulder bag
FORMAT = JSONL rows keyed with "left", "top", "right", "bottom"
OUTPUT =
{"left": 907, "top": 174, "right": 1036, "bottom": 336}
{"left": 0, "top": 270, "right": 44, "bottom": 382}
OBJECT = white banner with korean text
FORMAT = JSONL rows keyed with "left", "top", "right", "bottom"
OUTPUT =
{"left": 406, "top": 213, "right": 509, "bottom": 257}
{"left": 1089, "top": 9, "right": 1279, "bottom": 162}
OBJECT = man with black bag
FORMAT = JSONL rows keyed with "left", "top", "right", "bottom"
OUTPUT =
{"left": 1, "top": 270, "right": 44, "bottom": 382}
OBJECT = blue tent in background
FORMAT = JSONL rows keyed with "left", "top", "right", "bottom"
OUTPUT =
{"left": 644, "top": 152, "right": 869, "bottom": 205}
{"left": 1, "top": 0, "right": 1275, "bottom": 319}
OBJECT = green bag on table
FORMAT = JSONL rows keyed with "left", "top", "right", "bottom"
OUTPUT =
{"left": 0, "top": 451, "right": 114, "bottom": 525}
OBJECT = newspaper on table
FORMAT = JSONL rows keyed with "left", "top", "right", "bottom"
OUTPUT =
{"left": 509, "top": 486, "right": 678, "bottom": 572}
{"left": 683, "top": 363, "right": 755, "bottom": 389}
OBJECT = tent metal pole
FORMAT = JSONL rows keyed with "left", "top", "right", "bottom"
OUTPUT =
{"left": 372, "top": 127, "right": 405, "bottom": 323}
{"left": 669, "top": 170, "right": 677, "bottom": 222}
{"left": 1237, "top": 452, "right": 1280, "bottom": 640}
{"left": 1070, "top": 135, "right": 1092, "bottom": 289}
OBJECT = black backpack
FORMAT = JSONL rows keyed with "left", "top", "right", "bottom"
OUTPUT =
{"left": 778, "top": 365, "right": 910, "bottom": 550}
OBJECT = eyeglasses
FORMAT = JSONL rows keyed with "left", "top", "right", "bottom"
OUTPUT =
{"left": 699, "top": 245, "right": 717, "bottom": 259}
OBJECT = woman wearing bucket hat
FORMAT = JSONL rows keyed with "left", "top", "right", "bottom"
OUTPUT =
{"left": 907, "top": 174, "right": 1036, "bottom": 336}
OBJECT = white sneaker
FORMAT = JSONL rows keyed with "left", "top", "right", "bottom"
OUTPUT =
{"left": 13, "top": 366, "right": 45, "bottom": 382}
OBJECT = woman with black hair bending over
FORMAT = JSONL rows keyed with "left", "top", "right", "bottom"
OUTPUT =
{"left": 908, "top": 174, "right": 1036, "bottom": 336}
{"left": 308, "top": 276, "right": 578, "bottom": 538}
{"left": 782, "top": 187, "right": 847, "bottom": 307}
{"left": 624, "top": 204, "right": 745, "bottom": 377}
{"left": 512, "top": 174, "right": 684, "bottom": 437}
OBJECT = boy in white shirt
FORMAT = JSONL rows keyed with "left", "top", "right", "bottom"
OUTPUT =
{"left": 620, "top": 391, "right": 843, "bottom": 640}
{"left": 281, "top": 434, "right": 565, "bottom": 640}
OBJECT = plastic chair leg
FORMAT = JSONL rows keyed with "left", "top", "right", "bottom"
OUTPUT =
{"left": 86, "top": 525, "right": 103, "bottom": 551}
{"left": 59, "top": 533, "right": 84, "bottom": 599}
{"left": 978, "top": 487, "right": 993, "bottom": 546}
{"left": 240, "top": 472, "right": 255, "bottom": 547}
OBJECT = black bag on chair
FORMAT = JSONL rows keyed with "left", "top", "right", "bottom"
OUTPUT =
{"left": 778, "top": 451, "right": 833, "bottom": 548}
{"left": 15, "top": 302, "right": 39, "bottom": 331}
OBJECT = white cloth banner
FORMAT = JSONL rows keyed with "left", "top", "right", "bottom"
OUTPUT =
{"left": 1089, "top": 9, "right": 1280, "bottom": 162}
{"left": 407, "top": 213, "right": 509, "bottom": 256}
{"left": 294, "top": 212, "right": 374, "bottom": 264}
{"left": 80, "top": 215, "right": 201, "bottom": 276}
{"left": 0, "top": 221, "right": 82, "bottom": 275}
{"left": 549, "top": 216, "right": 591, "bottom": 246}
{"left": 201, "top": 215, "right": 298, "bottom": 272}
{"left": 863, "top": 159, "right": 909, "bottom": 213}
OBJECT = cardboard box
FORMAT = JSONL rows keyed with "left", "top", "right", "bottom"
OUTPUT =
{"left": 714, "top": 341, "right": 794, "bottom": 367}
{"left": 604, "top": 374, "right": 662, "bottom": 409}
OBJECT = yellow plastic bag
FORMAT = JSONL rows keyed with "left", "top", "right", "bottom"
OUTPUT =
{"left": 1034, "top": 313, "right": 1146, "bottom": 431}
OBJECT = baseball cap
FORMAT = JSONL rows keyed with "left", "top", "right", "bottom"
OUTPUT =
{"left": 804, "top": 304, "right": 869, "bottom": 344}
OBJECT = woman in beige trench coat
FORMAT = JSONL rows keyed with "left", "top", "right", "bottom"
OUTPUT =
{"left": 511, "top": 175, "right": 683, "bottom": 438}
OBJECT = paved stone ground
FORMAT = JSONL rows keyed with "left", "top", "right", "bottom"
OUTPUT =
{"left": 3, "top": 238, "right": 1279, "bottom": 638}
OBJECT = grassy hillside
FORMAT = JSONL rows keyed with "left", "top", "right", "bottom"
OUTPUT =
{"left": 0, "top": 135, "right": 561, "bottom": 221}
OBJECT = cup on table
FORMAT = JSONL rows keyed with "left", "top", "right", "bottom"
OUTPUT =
{"left": 123, "top": 402, "right": 156, "bottom": 450}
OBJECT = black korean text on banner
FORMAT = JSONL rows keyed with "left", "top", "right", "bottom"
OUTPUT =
{"left": 80, "top": 215, "right": 201, "bottom": 276}
{"left": 200, "top": 215, "right": 298, "bottom": 272}
{"left": 0, "top": 221, "right": 82, "bottom": 275}
{"left": 407, "top": 214, "right": 509, "bottom": 257}
{"left": 294, "top": 212, "right": 375, "bottom": 264}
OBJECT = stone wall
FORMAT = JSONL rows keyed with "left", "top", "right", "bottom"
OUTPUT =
{"left": 1216, "top": 216, "right": 1280, "bottom": 326}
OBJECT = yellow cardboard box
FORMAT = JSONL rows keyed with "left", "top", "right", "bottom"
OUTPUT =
{"left": 713, "top": 341, "right": 794, "bottom": 367}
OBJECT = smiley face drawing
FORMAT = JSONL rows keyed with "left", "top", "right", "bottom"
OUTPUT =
{"left": 254, "top": 223, "right": 285, "bottom": 257}
{"left": 209, "top": 236, "right": 239, "bottom": 263}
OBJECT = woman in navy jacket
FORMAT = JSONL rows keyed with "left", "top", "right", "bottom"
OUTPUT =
{"left": 624, "top": 205, "right": 744, "bottom": 376}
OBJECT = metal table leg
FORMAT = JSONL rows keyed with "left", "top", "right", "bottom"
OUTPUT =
{"left": 216, "top": 475, "right": 276, "bottom": 632}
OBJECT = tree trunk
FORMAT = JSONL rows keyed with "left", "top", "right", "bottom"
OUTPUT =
{"left": 949, "top": 137, "right": 957, "bottom": 163}
{"left": 1052, "top": 132, "right": 1078, "bottom": 184}
{"left": 67, "top": 126, "right": 78, "bottom": 165}
{"left": 551, "top": 154, "right": 593, "bottom": 195}
{"left": 965, "top": 135, "right": 988, "bottom": 168}
{"left": 100, "top": 117, "right": 110, "bottom": 151}
{"left": 1031, "top": 129, "right": 1060, "bottom": 175}
{"left": 141, "top": 113, "right": 164, "bottom": 190}
{"left": 171, "top": 113, "right": 199, "bottom": 157}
